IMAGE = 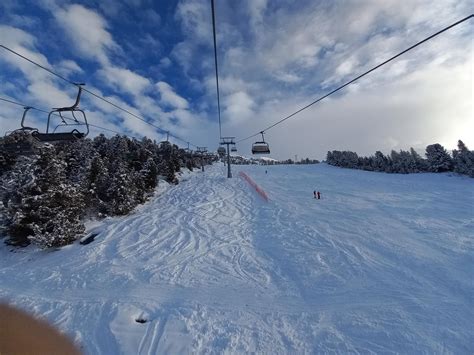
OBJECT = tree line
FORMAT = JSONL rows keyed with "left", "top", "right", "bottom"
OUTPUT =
{"left": 0, "top": 134, "right": 214, "bottom": 248}
{"left": 326, "top": 140, "right": 473, "bottom": 177}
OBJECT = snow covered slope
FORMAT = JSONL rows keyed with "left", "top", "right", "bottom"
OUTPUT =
{"left": 1, "top": 164, "right": 473, "bottom": 353}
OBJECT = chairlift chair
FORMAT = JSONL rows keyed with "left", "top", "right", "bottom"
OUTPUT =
{"left": 184, "top": 142, "right": 191, "bottom": 153}
{"left": 160, "top": 132, "right": 170, "bottom": 144}
{"left": 1, "top": 107, "right": 39, "bottom": 155}
{"left": 251, "top": 132, "right": 270, "bottom": 154}
{"left": 231, "top": 146, "right": 237, "bottom": 152}
{"left": 217, "top": 146, "right": 226, "bottom": 155}
{"left": 32, "top": 84, "right": 89, "bottom": 142}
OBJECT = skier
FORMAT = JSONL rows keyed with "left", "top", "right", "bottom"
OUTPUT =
{"left": 313, "top": 190, "right": 317, "bottom": 199}
{"left": 317, "top": 191, "right": 321, "bottom": 200}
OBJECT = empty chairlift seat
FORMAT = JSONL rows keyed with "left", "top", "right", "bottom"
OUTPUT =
{"left": 32, "top": 130, "right": 85, "bottom": 142}
{"left": 33, "top": 83, "right": 89, "bottom": 143}
{"left": 1, "top": 107, "right": 40, "bottom": 155}
{"left": 251, "top": 132, "right": 270, "bottom": 154}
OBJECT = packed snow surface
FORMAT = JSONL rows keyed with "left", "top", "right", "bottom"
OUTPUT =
{"left": 1, "top": 164, "right": 473, "bottom": 353}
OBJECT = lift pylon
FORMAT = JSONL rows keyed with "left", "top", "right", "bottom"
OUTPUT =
{"left": 220, "top": 137, "right": 235, "bottom": 178}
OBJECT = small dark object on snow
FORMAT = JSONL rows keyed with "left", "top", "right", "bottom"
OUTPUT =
{"left": 79, "top": 233, "right": 98, "bottom": 245}
{"left": 135, "top": 318, "right": 147, "bottom": 324}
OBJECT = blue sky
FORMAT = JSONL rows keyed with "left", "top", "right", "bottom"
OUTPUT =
{"left": 0, "top": 0, "right": 472, "bottom": 159}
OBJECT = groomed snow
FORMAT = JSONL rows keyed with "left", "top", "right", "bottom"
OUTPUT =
{"left": 1, "top": 163, "right": 473, "bottom": 353}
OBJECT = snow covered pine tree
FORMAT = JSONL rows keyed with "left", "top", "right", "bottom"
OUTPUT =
{"left": 425, "top": 144, "right": 453, "bottom": 173}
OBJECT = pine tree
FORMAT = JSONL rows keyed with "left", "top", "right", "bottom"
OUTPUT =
{"left": 1, "top": 156, "right": 37, "bottom": 245}
{"left": 141, "top": 157, "right": 159, "bottom": 190}
{"left": 390, "top": 150, "right": 403, "bottom": 173}
{"left": 6, "top": 147, "right": 85, "bottom": 247}
{"left": 86, "top": 155, "right": 109, "bottom": 216}
{"left": 453, "top": 140, "right": 474, "bottom": 177}
{"left": 425, "top": 144, "right": 453, "bottom": 172}
{"left": 410, "top": 148, "right": 427, "bottom": 172}
{"left": 372, "top": 151, "right": 388, "bottom": 172}
{"left": 106, "top": 160, "right": 138, "bottom": 215}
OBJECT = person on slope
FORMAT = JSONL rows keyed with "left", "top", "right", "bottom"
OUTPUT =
{"left": 313, "top": 190, "right": 317, "bottom": 199}
{"left": 317, "top": 191, "right": 321, "bottom": 200}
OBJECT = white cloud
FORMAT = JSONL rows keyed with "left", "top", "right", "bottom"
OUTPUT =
{"left": 58, "top": 59, "right": 83, "bottom": 75}
{"left": 223, "top": 91, "right": 255, "bottom": 124}
{"left": 175, "top": 0, "right": 211, "bottom": 43}
{"left": 156, "top": 81, "right": 189, "bottom": 109}
{"left": 54, "top": 4, "right": 119, "bottom": 64}
{"left": 335, "top": 58, "right": 358, "bottom": 77}
{"left": 159, "top": 57, "right": 172, "bottom": 68}
{"left": 98, "top": 66, "right": 151, "bottom": 95}
{"left": 0, "top": 25, "right": 54, "bottom": 82}
{"left": 274, "top": 71, "right": 302, "bottom": 84}
{"left": 0, "top": 24, "right": 35, "bottom": 48}
{"left": 0, "top": 99, "right": 29, "bottom": 133}
{"left": 170, "top": 41, "right": 194, "bottom": 72}
{"left": 247, "top": 0, "right": 268, "bottom": 29}
{"left": 27, "top": 81, "right": 76, "bottom": 109}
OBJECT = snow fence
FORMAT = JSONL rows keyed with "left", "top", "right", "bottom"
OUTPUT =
{"left": 239, "top": 171, "right": 269, "bottom": 202}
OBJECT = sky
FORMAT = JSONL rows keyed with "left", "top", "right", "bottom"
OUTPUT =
{"left": 0, "top": 0, "right": 472, "bottom": 160}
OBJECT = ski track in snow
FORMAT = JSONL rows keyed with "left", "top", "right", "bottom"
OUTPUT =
{"left": 1, "top": 164, "right": 473, "bottom": 354}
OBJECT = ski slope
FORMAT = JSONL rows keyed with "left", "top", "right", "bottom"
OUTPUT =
{"left": 1, "top": 163, "right": 473, "bottom": 353}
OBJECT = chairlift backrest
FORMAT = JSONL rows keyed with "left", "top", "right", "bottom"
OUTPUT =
{"left": 43, "top": 84, "right": 89, "bottom": 140}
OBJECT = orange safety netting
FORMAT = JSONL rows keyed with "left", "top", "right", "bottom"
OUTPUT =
{"left": 239, "top": 172, "right": 269, "bottom": 202}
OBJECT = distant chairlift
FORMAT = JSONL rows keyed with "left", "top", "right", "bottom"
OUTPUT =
{"left": 160, "top": 132, "right": 170, "bottom": 147}
{"left": 184, "top": 142, "right": 191, "bottom": 153}
{"left": 217, "top": 146, "right": 226, "bottom": 156}
{"left": 251, "top": 132, "right": 270, "bottom": 154}
{"left": 231, "top": 146, "right": 237, "bottom": 152}
{"left": 33, "top": 84, "right": 89, "bottom": 142}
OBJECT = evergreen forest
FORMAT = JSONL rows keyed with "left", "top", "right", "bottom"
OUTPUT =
{"left": 0, "top": 133, "right": 214, "bottom": 248}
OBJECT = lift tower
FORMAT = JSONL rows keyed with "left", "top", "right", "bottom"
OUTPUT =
{"left": 220, "top": 137, "right": 235, "bottom": 178}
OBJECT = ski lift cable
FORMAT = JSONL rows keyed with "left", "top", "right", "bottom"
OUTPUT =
{"left": 236, "top": 14, "right": 474, "bottom": 143}
{"left": 0, "top": 96, "right": 132, "bottom": 137}
{"left": 0, "top": 44, "right": 198, "bottom": 148}
{"left": 211, "top": 0, "right": 223, "bottom": 140}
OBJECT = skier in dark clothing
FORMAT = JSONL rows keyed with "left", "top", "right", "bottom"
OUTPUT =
{"left": 313, "top": 190, "right": 317, "bottom": 199}
{"left": 317, "top": 191, "right": 321, "bottom": 200}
